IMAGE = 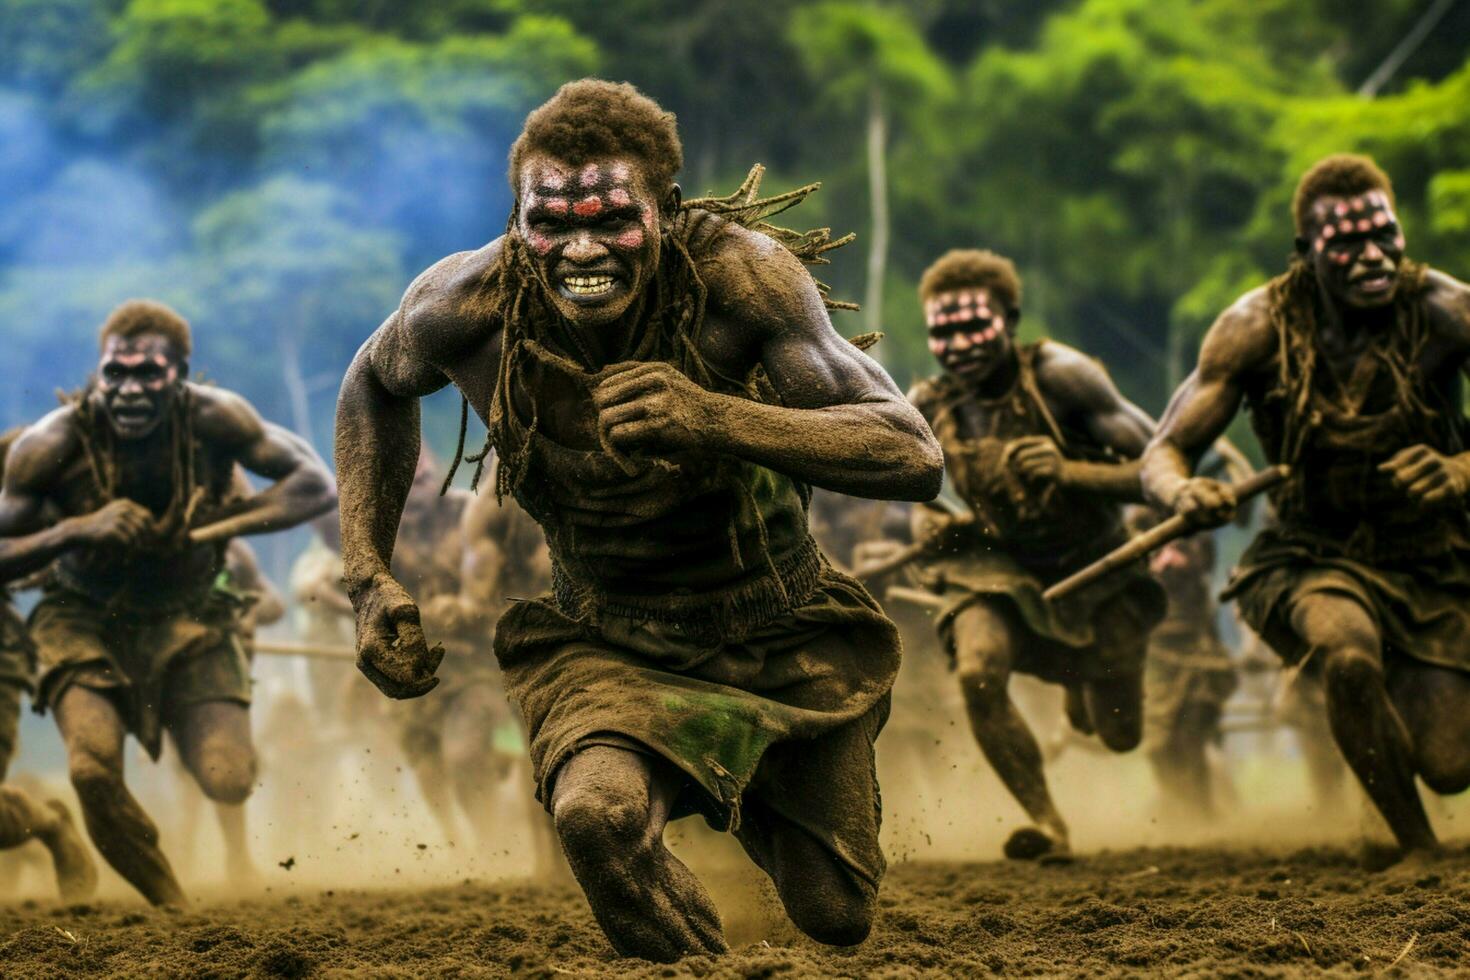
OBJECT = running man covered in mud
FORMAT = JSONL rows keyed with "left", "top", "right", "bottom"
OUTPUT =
{"left": 905, "top": 249, "right": 1164, "bottom": 863}
{"left": 336, "top": 80, "right": 942, "bottom": 961}
{"left": 0, "top": 429, "right": 97, "bottom": 902}
{"left": 1143, "top": 154, "right": 1470, "bottom": 863}
{"left": 0, "top": 300, "right": 335, "bottom": 905}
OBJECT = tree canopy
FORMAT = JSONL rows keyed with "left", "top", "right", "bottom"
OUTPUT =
{"left": 1, "top": 0, "right": 1468, "bottom": 456}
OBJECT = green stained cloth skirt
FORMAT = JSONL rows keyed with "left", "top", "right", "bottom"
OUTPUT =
{"left": 494, "top": 562, "right": 899, "bottom": 889}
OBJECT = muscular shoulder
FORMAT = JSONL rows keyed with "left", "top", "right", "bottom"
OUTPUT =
{"left": 1032, "top": 341, "right": 1123, "bottom": 411}
{"left": 357, "top": 241, "right": 505, "bottom": 397}
{"left": 1197, "top": 286, "right": 1276, "bottom": 382}
{"left": 690, "top": 213, "right": 828, "bottom": 336}
{"left": 1421, "top": 268, "right": 1470, "bottom": 345}
{"left": 3, "top": 407, "right": 82, "bottom": 493}
{"left": 402, "top": 243, "right": 502, "bottom": 327}
{"left": 191, "top": 384, "right": 268, "bottom": 448}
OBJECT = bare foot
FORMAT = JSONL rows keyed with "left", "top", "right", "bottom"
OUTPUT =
{"left": 42, "top": 801, "right": 98, "bottom": 903}
{"left": 1003, "top": 826, "right": 1073, "bottom": 864}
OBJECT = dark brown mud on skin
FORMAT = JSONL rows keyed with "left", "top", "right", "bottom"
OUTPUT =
{"left": 4, "top": 845, "right": 1468, "bottom": 977}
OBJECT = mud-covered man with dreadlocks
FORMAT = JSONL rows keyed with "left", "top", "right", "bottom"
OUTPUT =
{"left": 1143, "top": 154, "right": 1470, "bottom": 864}
{"left": 335, "top": 79, "right": 942, "bottom": 961}
{"left": 0, "top": 300, "right": 336, "bottom": 905}
{"left": 904, "top": 249, "right": 1164, "bottom": 864}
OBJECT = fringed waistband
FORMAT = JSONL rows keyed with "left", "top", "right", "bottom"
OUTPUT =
{"left": 551, "top": 536, "right": 825, "bottom": 644}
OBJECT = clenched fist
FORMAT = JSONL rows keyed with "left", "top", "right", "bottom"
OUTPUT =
{"left": 591, "top": 361, "right": 720, "bottom": 454}
{"left": 350, "top": 571, "right": 443, "bottom": 699}
{"left": 1009, "top": 435, "right": 1068, "bottom": 487}
{"left": 67, "top": 499, "right": 154, "bottom": 549}
{"left": 1170, "top": 477, "right": 1236, "bottom": 529}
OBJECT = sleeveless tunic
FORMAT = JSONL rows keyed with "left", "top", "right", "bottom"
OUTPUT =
{"left": 1225, "top": 276, "right": 1470, "bottom": 673}
{"left": 912, "top": 344, "right": 1164, "bottom": 683}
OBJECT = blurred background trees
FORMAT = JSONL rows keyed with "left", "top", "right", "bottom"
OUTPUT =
{"left": 2, "top": 0, "right": 1468, "bottom": 454}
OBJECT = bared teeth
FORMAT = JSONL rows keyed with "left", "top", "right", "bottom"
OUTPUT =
{"left": 564, "top": 274, "right": 615, "bottom": 296}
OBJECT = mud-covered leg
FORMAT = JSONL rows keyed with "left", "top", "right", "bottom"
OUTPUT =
{"left": 56, "top": 685, "right": 184, "bottom": 905}
{"left": 551, "top": 745, "right": 726, "bottom": 962}
{"left": 442, "top": 687, "right": 504, "bottom": 852}
{"left": 408, "top": 739, "right": 460, "bottom": 845}
{"left": 171, "top": 700, "right": 258, "bottom": 883}
{"left": 399, "top": 703, "right": 460, "bottom": 846}
{"left": 735, "top": 716, "right": 883, "bottom": 947}
{"left": 1148, "top": 703, "right": 1218, "bottom": 820}
{"left": 1290, "top": 592, "right": 1435, "bottom": 854}
{"left": 952, "top": 602, "right": 1069, "bottom": 861}
{"left": 0, "top": 785, "right": 97, "bottom": 902}
{"left": 1081, "top": 600, "right": 1146, "bottom": 753}
{"left": 1389, "top": 661, "right": 1470, "bottom": 800}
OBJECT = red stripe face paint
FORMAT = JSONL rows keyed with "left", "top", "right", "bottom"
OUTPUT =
{"left": 514, "top": 154, "right": 666, "bottom": 328}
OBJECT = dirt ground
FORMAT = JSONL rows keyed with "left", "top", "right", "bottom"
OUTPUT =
{"left": 2, "top": 843, "right": 1466, "bottom": 978}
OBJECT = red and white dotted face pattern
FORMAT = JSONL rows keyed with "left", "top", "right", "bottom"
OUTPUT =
{"left": 924, "top": 287, "right": 1011, "bottom": 375}
{"left": 516, "top": 155, "right": 662, "bottom": 325}
{"left": 1307, "top": 190, "right": 1403, "bottom": 266}
{"left": 1305, "top": 190, "right": 1403, "bottom": 308}
{"left": 518, "top": 159, "right": 656, "bottom": 257}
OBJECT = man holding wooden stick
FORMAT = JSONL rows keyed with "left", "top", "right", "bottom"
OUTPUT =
{"left": 904, "top": 249, "right": 1164, "bottom": 863}
{"left": 1142, "top": 154, "right": 1470, "bottom": 865}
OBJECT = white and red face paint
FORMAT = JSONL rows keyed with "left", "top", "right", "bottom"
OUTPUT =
{"left": 1309, "top": 190, "right": 1403, "bottom": 265}
{"left": 98, "top": 336, "right": 181, "bottom": 393}
{"left": 925, "top": 288, "right": 1010, "bottom": 375}
{"left": 516, "top": 155, "right": 666, "bottom": 327}
{"left": 520, "top": 159, "right": 655, "bottom": 257}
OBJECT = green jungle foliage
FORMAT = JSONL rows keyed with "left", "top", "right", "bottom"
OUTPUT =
{"left": 1, "top": 0, "right": 1468, "bottom": 459}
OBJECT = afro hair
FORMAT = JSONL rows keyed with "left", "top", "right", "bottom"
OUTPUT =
{"left": 919, "top": 249, "right": 1022, "bottom": 312}
{"left": 509, "top": 79, "right": 682, "bottom": 196}
{"left": 98, "top": 299, "right": 192, "bottom": 358}
{"left": 1292, "top": 153, "right": 1394, "bottom": 235}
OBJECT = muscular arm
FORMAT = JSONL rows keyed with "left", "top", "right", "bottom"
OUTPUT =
{"left": 1141, "top": 289, "right": 1275, "bottom": 516}
{"left": 599, "top": 227, "right": 942, "bottom": 501}
{"left": 335, "top": 248, "right": 495, "bottom": 598}
{"left": 1036, "top": 342, "right": 1155, "bottom": 501}
{"left": 190, "top": 394, "right": 336, "bottom": 543}
{"left": 0, "top": 414, "right": 145, "bottom": 582}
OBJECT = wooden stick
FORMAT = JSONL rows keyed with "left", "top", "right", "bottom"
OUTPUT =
{"left": 249, "top": 639, "right": 357, "bottom": 661}
{"left": 1042, "top": 465, "right": 1290, "bottom": 602}
{"left": 885, "top": 584, "right": 946, "bottom": 610}
{"left": 249, "top": 636, "right": 482, "bottom": 662}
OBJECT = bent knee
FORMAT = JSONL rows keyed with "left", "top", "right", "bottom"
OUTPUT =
{"left": 956, "top": 660, "right": 1009, "bottom": 708}
{"left": 1417, "top": 750, "right": 1470, "bottom": 796}
{"left": 1322, "top": 646, "right": 1384, "bottom": 693}
{"left": 1097, "top": 720, "right": 1142, "bottom": 753}
{"left": 788, "top": 885, "right": 875, "bottom": 947}
{"left": 553, "top": 786, "right": 652, "bottom": 857}
{"left": 192, "top": 749, "right": 258, "bottom": 804}
{"left": 68, "top": 753, "right": 122, "bottom": 803}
